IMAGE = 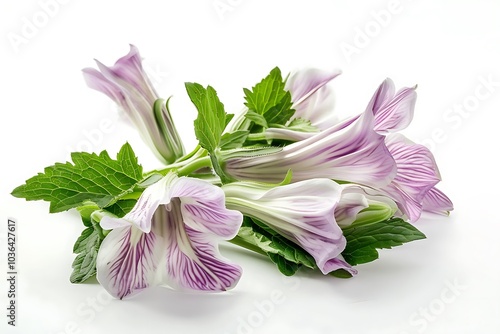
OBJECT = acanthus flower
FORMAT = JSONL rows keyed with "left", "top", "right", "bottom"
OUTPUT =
{"left": 221, "top": 96, "right": 397, "bottom": 189}
{"left": 82, "top": 44, "right": 184, "bottom": 164}
{"left": 96, "top": 172, "right": 243, "bottom": 299}
{"left": 222, "top": 178, "right": 356, "bottom": 275}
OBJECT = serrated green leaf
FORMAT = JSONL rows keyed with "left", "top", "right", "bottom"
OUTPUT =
{"left": 11, "top": 143, "right": 143, "bottom": 213}
{"left": 70, "top": 225, "right": 104, "bottom": 283}
{"left": 185, "top": 82, "right": 226, "bottom": 153}
{"left": 265, "top": 91, "right": 294, "bottom": 126}
{"left": 220, "top": 130, "right": 250, "bottom": 150}
{"left": 243, "top": 67, "right": 295, "bottom": 127}
{"left": 341, "top": 217, "right": 426, "bottom": 265}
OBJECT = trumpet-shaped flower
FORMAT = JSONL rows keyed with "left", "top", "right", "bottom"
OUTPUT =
{"left": 82, "top": 44, "right": 184, "bottom": 164}
{"left": 222, "top": 97, "right": 397, "bottom": 188}
{"left": 96, "top": 172, "right": 243, "bottom": 299}
{"left": 223, "top": 179, "right": 356, "bottom": 275}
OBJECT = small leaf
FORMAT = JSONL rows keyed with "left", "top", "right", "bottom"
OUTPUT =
{"left": 70, "top": 225, "right": 104, "bottom": 283}
{"left": 243, "top": 67, "right": 295, "bottom": 127}
{"left": 185, "top": 82, "right": 227, "bottom": 153}
{"left": 341, "top": 217, "right": 426, "bottom": 265}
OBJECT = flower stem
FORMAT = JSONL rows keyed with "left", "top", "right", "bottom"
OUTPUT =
{"left": 176, "top": 156, "right": 212, "bottom": 176}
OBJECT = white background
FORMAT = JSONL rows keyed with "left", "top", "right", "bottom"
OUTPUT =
{"left": 1, "top": 0, "right": 499, "bottom": 333}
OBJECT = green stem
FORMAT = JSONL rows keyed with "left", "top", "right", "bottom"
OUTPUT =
{"left": 174, "top": 144, "right": 202, "bottom": 163}
{"left": 142, "top": 146, "right": 209, "bottom": 178}
{"left": 247, "top": 132, "right": 268, "bottom": 141}
{"left": 176, "top": 156, "right": 212, "bottom": 176}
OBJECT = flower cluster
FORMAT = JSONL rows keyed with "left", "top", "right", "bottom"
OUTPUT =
{"left": 12, "top": 45, "right": 453, "bottom": 299}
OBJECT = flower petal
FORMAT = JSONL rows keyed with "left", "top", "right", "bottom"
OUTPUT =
{"left": 323, "top": 256, "right": 358, "bottom": 276}
{"left": 422, "top": 187, "right": 454, "bottom": 215}
{"left": 370, "top": 78, "right": 417, "bottom": 134}
{"left": 285, "top": 68, "right": 341, "bottom": 130}
{"left": 383, "top": 134, "right": 441, "bottom": 222}
{"left": 155, "top": 204, "right": 242, "bottom": 291}
{"left": 170, "top": 177, "right": 243, "bottom": 238}
{"left": 95, "top": 44, "right": 158, "bottom": 101}
{"left": 101, "top": 175, "right": 172, "bottom": 233}
{"left": 96, "top": 225, "right": 164, "bottom": 299}
{"left": 82, "top": 68, "right": 126, "bottom": 106}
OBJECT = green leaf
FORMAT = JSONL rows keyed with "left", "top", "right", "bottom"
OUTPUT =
{"left": 243, "top": 67, "right": 295, "bottom": 127}
{"left": 243, "top": 67, "right": 287, "bottom": 114}
{"left": 185, "top": 82, "right": 227, "bottom": 153}
{"left": 243, "top": 67, "right": 295, "bottom": 128}
{"left": 233, "top": 217, "right": 316, "bottom": 275}
{"left": 268, "top": 253, "right": 299, "bottom": 276}
{"left": 11, "top": 143, "right": 143, "bottom": 213}
{"left": 266, "top": 92, "right": 294, "bottom": 126}
{"left": 225, "top": 114, "right": 235, "bottom": 127}
{"left": 70, "top": 224, "right": 104, "bottom": 283}
{"left": 341, "top": 217, "right": 427, "bottom": 266}
{"left": 220, "top": 130, "right": 250, "bottom": 150}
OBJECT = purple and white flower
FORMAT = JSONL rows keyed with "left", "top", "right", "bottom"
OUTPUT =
{"left": 223, "top": 178, "right": 356, "bottom": 275}
{"left": 96, "top": 172, "right": 243, "bottom": 299}
{"left": 83, "top": 45, "right": 184, "bottom": 164}
{"left": 222, "top": 95, "right": 397, "bottom": 188}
